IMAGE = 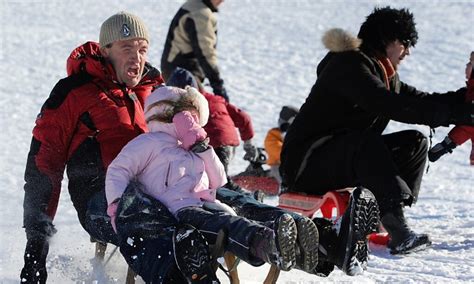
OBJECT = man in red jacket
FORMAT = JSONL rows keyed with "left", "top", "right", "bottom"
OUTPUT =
{"left": 20, "top": 12, "right": 170, "bottom": 283}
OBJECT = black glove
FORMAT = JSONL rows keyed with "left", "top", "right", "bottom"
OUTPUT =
{"left": 243, "top": 140, "right": 258, "bottom": 162}
{"left": 191, "top": 138, "right": 210, "bottom": 153}
{"left": 450, "top": 104, "right": 474, "bottom": 125}
{"left": 20, "top": 238, "right": 49, "bottom": 284}
{"left": 211, "top": 79, "right": 229, "bottom": 102}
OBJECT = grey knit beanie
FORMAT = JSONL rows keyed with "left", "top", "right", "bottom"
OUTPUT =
{"left": 99, "top": 11, "right": 150, "bottom": 48}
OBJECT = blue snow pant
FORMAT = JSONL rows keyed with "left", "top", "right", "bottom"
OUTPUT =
{"left": 216, "top": 187, "right": 305, "bottom": 224}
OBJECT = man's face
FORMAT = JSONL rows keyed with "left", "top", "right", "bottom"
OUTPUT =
{"left": 385, "top": 39, "right": 410, "bottom": 71}
{"left": 101, "top": 39, "right": 149, "bottom": 87}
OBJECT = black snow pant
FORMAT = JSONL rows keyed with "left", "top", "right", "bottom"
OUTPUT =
{"left": 291, "top": 129, "right": 428, "bottom": 215}
{"left": 176, "top": 205, "right": 265, "bottom": 266}
{"left": 84, "top": 183, "right": 186, "bottom": 283}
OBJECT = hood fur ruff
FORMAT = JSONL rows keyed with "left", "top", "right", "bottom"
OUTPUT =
{"left": 322, "top": 28, "right": 361, "bottom": 52}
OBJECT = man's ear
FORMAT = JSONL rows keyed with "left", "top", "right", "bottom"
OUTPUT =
{"left": 100, "top": 46, "right": 109, "bottom": 58}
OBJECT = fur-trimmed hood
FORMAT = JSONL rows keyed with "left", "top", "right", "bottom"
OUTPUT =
{"left": 322, "top": 28, "right": 361, "bottom": 52}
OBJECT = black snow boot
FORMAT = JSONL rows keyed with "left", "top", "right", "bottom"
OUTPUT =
{"left": 250, "top": 213, "right": 297, "bottom": 271}
{"left": 312, "top": 218, "right": 336, "bottom": 277}
{"left": 293, "top": 216, "right": 319, "bottom": 272}
{"left": 381, "top": 206, "right": 431, "bottom": 255}
{"left": 332, "top": 187, "right": 380, "bottom": 276}
{"left": 428, "top": 136, "right": 457, "bottom": 162}
{"left": 173, "top": 224, "right": 220, "bottom": 283}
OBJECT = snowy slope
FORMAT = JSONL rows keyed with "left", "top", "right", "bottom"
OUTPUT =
{"left": 1, "top": 0, "right": 473, "bottom": 283}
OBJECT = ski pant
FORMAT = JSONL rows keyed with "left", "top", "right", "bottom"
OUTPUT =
{"left": 84, "top": 183, "right": 185, "bottom": 283}
{"left": 176, "top": 205, "right": 265, "bottom": 266}
{"left": 216, "top": 188, "right": 306, "bottom": 227}
{"left": 291, "top": 129, "right": 427, "bottom": 215}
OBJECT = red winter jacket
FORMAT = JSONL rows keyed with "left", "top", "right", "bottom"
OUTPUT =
{"left": 23, "top": 41, "right": 163, "bottom": 238}
{"left": 202, "top": 91, "right": 254, "bottom": 148}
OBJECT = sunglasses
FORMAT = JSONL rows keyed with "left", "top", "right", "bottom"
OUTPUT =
{"left": 400, "top": 39, "right": 411, "bottom": 49}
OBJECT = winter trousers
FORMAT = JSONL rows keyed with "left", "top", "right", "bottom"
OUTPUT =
{"left": 291, "top": 130, "right": 428, "bottom": 215}
{"left": 176, "top": 205, "right": 266, "bottom": 266}
{"left": 84, "top": 184, "right": 185, "bottom": 283}
{"left": 216, "top": 188, "right": 305, "bottom": 226}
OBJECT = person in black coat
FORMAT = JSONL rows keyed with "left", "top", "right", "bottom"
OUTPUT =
{"left": 280, "top": 7, "right": 474, "bottom": 255}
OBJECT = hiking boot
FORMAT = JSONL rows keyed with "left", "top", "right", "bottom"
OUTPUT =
{"left": 334, "top": 187, "right": 379, "bottom": 276}
{"left": 381, "top": 206, "right": 431, "bottom": 255}
{"left": 428, "top": 136, "right": 457, "bottom": 162}
{"left": 293, "top": 216, "right": 319, "bottom": 272}
{"left": 250, "top": 213, "right": 297, "bottom": 271}
{"left": 173, "top": 224, "right": 220, "bottom": 283}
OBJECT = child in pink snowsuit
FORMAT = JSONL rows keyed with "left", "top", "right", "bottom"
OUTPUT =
{"left": 429, "top": 51, "right": 474, "bottom": 165}
{"left": 105, "top": 86, "right": 299, "bottom": 271}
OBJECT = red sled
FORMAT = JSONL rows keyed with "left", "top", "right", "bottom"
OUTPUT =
{"left": 231, "top": 175, "right": 279, "bottom": 195}
{"left": 230, "top": 159, "right": 280, "bottom": 195}
{"left": 278, "top": 189, "right": 389, "bottom": 246}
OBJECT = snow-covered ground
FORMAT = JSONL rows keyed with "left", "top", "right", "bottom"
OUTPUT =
{"left": 1, "top": 0, "right": 473, "bottom": 283}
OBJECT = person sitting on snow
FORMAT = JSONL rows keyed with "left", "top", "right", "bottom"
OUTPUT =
{"left": 264, "top": 105, "right": 299, "bottom": 183}
{"left": 429, "top": 51, "right": 474, "bottom": 165}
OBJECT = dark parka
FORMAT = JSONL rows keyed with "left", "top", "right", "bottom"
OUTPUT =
{"left": 280, "top": 29, "right": 466, "bottom": 208}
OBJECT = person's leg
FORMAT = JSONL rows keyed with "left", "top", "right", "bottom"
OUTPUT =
{"left": 114, "top": 182, "right": 218, "bottom": 283}
{"left": 84, "top": 190, "right": 120, "bottom": 246}
{"left": 176, "top": 206, "right": 297, "bottom": 271}
{"left": 294, "top": 130, "right": 412, "bottom": 214}
{"left": 383, "top": 130, "right": 428, "bottom": 204}
{"left": 216, "top": 188, "right": 319, "bottom": 273}
{"left": 379, "top": 130, "right": 431, "bottom": 254}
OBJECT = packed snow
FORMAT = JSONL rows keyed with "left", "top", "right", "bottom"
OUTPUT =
{"left": 1, "top": 0, "right": 473, "bottom": 283}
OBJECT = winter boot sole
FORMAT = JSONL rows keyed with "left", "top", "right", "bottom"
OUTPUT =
{"left": 295, "top": 217, "right": 319, "bottom": 272}
{"left": 340, "top": 187, "right": 380, "bottom": 276}
{"left": 275, "top": 213, "right": 298, "bottom": 271}
{"left": 173, "top": 224, "right": 220, "bottom": 283}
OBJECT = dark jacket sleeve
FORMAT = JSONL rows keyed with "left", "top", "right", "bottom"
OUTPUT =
{"left": 226, "top": 102, "right": 254, "bottom": 141}
{"left": 23, "top": 81, "right": 80, "bottom": 240}
{"left": 399, "top": 80, "right": 466, "bottom": 104}
{"left": 330, "top": 52, "right": 461, "bottom": 128}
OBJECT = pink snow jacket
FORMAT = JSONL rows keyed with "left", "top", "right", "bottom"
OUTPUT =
{"left": 105, "top": 111, "right": 227, "bottom": 215}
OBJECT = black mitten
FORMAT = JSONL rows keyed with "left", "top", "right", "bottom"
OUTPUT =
{"left": 211, "top": 79, "right": 229, "bottom": 102}
{"left": 20, "top": 238, "right": 49, "bottom": 284}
